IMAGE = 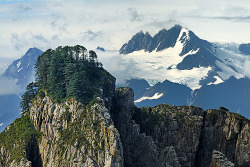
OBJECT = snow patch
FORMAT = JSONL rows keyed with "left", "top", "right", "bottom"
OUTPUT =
{"left": 18, "top": 67, "right": 23, "bottom": 73}
{"left": 135, "top": 92, "right": 164, "bottom": 103}
{"left": 17, "top": 61, "right": 21, "bottom": 68}
{"left": 215, "top": 60, "right": 244, "bottom": 80}
{"left": 182, "top": 48, "right": 199, "bottom": 57}
{"left": 123, "top": 46, "right": 209, "bottom": 90}
{"left": 177, "top": 28, "right": 190, "bottom": 42}
{"left": 214, "top": 44, "right": 250, "bottom": 78}
{"left": 207, "top": 76, "right": 224, "bottom": 85}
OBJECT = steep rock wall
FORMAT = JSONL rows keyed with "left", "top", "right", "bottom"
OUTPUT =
{"left": 111, "top": 87, "right": 250, "bottom": 167}
{"left": 29, "top": 95, "right": 123, "bottom": 167}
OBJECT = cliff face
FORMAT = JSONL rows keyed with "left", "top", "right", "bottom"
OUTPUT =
{"left": 196, "top": 109, "right": 250, "bottom": 167}
{"left": 29, "top": 95, "right": 123, "bottom": 167}
{"left": 1, "top": 87, "right": 249, "bottom": 167}
{"left": 111, "top": 87, "right": 250, "bottom": 167}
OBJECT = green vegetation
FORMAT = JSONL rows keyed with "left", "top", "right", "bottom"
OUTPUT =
{"left": 57, "top": 104, "right": 103, "bottom": 154}
{"left": 133, "top": 104, "right": 201, "bottom": 135}
{"left": 21, "top": 45, "right": 115, "bottom": 112}
{"left": 20, "top": 82, "right": 37, "bottom": 113}
{"left": 0, "top": 113, "right": 40, "bottom": 164}
{"left": 2, "top": 45, "right": 115, "bottom": 165}
{"left": 133, "top": 107, "right": 161, "bottom": 132}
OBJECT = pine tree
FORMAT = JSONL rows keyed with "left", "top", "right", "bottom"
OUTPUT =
{"left": 20, "top": 82, "right": 37, "bottom": 113}
{"left": 47, "top": 47, "right": 66, "bottom": 102}
{"left": 22, "top": 45, "right": 114, "bottom": 109}
{"left": 35, "top": 49, "right": 53, "bottom": 90}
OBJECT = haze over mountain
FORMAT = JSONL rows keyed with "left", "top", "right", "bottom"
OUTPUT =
{"left": 0, "top": 48, "right": 43, "bottom": 131}
{"left": 3, "top": 48, "right": 43, "bottom": 88}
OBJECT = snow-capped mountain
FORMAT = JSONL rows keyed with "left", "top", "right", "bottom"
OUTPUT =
{"left": 118, "top": 25, "right": 250, "bottom": 118}
{"left": 120, "top": 25, "right": 249, "bottom": 89}
{"left": 3, "top": 48, "right": 43, "bottom": 88}
{"left": 0, "top": 48, "right": 43, "bottom": 132}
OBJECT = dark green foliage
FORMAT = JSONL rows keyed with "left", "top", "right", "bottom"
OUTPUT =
{"left": 89, "top": 50, "right": 97, "bottom": 60}
{"left": 132, "top": 107, "right": 161, "bottom": 132}
{"left": 47, "top": 47, "right": 66, "bottom": 102}
{"left": 20, "top": 82, "right": 38, "bottom": 113}
{"left": 0, "top": 113, "right": 40, "bottom": 164}
{"left": 23, "top": 45, "right": 114, "bottom": 107}
{"left": 35, "top": 49, "right": 53, "bottom": 90}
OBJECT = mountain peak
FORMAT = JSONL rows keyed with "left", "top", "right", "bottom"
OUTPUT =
{"left": 96, "top": 46, "right": 105, "bottom": 52}
{"left": 138, "top": 30, "right": 144, "bottom": 34}
{"left": 119, "top": 25, "right": 185, "bottom": 54}
{"left": 173, "top": 24, "right": 182, "bottom": 29}
{"left": 26, "top": 47, "right": 43, "bottom": 54}
{"left": 3, "top": 47, "right": 43, "bottom": 88}
{"left": 119, "top": 30, "right": 153, "bottom": 54}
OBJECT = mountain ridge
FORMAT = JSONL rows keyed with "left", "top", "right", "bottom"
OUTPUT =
{"left": 3, "top": 47, "right": 43, "bottom": 88}
{"left": 118, "top": 25, "right": 250, "bottom": 118}
{"left": 0, "top": 45, "right": 249, "bottom": 167}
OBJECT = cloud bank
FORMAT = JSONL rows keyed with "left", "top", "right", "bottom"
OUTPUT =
{"left": 0, "top": 76, "right": 23, "bottom": 95}
{"left": 97, "top": 50, "right": 137, "bottom": 85}
{"left": 1, "top": 0, "right": 250, "bottom": 61}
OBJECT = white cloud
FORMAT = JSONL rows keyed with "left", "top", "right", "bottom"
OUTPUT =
{"left": 96, "top": 50, "right": 137, "bottom": 85}
{"left": 0, "top": 0, "right": 250, "bottom": 61}
{"left": 0, "top": 76, "right": 23, "bottom": 95}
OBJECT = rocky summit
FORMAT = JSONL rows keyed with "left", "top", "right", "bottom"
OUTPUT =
{"left": 0, "top": 46, "right": 249, "bottom": 167}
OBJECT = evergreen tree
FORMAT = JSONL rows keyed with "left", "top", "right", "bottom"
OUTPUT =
{"left": 35, "top": 49, "right": 53, "bottom": 90}
{"left": 89, "top": 50, "right": 97, "bottom": 60}
{"left": 21, "top": 45, "right": 115, "bottom": 111}
{"left": 20, "top": 82, "right": 37, "bottom": 113}
{"left": 47, "top": 47, "right": 66, "bottom": 102}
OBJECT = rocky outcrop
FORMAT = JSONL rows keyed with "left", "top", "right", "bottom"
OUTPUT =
{"left": 111, "top": 88, "right": 203, "bottom": 167}
{"left": 195, "top": 109, "right": 250, "bottom": 167}
{"left": 29, "top": 95, "right": 123, "bottom": 167}
{"left": 111, "top": 87, "right": 250, "bottom": 167}
{"left": 111, "top": 88, "right": 188, "bottom": 167}
{"left": 9, "top": 159, "right": 32, "bottom": 167}
{"left": 1, "top": 87, "right": 250, "bottom": 167}
{"left": 211, "top": 150, "right": 234, "bottom": 167}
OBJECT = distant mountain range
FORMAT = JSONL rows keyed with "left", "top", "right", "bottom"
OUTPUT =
{"left": 0, "top": 24, "right": 249, "bottom": 132}
{"left": 0, "top": 48, "right": 43, "bottom": 131}
{"left": 118, "top": 25, "right": 250, "bottom": 118}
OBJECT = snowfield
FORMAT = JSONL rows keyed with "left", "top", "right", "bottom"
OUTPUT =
{"left": 135, "top": 92, "right": 164, "bottom": 103}
{"left": 122, "top": 28, "right": 211, "bottom": 90}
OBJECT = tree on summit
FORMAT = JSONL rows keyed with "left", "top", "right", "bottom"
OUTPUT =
{"left": 21, "top": 45, "right": 114, "bottom": 112}
{"left": 89, "top": 50, "right": 97, "bottom": 60}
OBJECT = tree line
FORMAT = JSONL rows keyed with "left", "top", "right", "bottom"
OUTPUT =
{"left": 21, "top": 45, "right": 107, "bottom": 113}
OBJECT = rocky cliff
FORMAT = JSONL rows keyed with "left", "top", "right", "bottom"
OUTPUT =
{"left": 111, "top": 87, "right": 250, "bottom": 167}
{"left": 0, "top": 87, "right": 250, "bottom": 167}
{"left": 29, "top": 95, "right": 123, "bottom": 167}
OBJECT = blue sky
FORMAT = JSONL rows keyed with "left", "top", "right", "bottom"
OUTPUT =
{"left": 0, "top": 0, "right": 250, "bottom": 60}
